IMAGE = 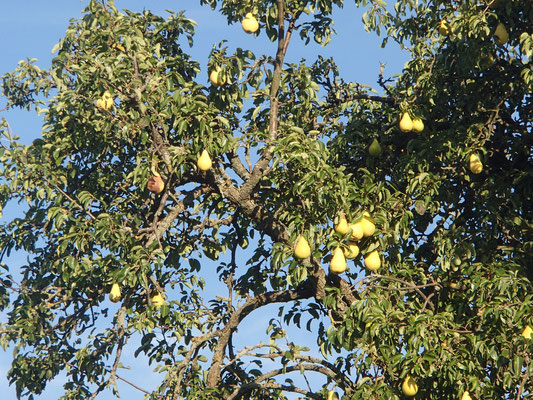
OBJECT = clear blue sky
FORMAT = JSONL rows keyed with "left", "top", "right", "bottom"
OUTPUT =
{"left": 0, "top": 1, "right": 408, "bottom": 399}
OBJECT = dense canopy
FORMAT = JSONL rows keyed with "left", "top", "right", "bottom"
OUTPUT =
{"left": 0, "top": 0, "right": 532, "bottom": 399}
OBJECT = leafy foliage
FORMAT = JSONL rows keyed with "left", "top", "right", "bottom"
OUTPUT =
{"left": 0, "top": 0, "right": 532, "bottom": 399}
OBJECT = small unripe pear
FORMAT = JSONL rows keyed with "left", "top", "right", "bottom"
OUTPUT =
{"left": 241, "top": 13, "right": 259, "bottom": 34}
{"left": 152, "top": 293, "right": 165, "bottom": 307}
{"left": 494, "top": 22, "right": 509, "bottom": 45}
{"left": 109, "top": 283, "right": 121, "bottom": 303}
{"left": 401, "top": 375, "right": 418, "bottom": 397}
{"left": 364, "top": 250, "right": 381, "bottom": 271}
{"left": 469, "top": 153, "right": 483, "bottom": 174}
{"left": 343, "top": 242, "right": 360, "bottom": 259}
{"left": 412, "top": 117, "right": 424, "bottom": 133}
{"left": 294, "top": 236, "right": 311, "bottom": 259}
{"left": 369, "top": 139, "right": 382, "bottom": 157}
{"left": 329, "top": 247, "right": 347, "bottom": 274}
{"left": 334, "top": 215, "right": 350, "bottom": 235}
{"left": 197, "top": 149, "right": 213, "bottom": 171}
{"left": 399, "top": 113, "right": 413, "bottom": 132}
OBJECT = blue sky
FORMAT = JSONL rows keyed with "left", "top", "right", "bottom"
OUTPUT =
{"left": 0, "top": 1, "right": 408, "bottom": 399}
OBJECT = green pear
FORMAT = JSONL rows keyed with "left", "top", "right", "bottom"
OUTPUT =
{"left": 369, "top": 139, "right": 382, "bottom": 157}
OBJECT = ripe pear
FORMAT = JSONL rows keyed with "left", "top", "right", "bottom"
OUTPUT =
{"left": 522, "top": 325, "right": 532, "bottom": 339}
{"left": 329, "top": 247, "right": 347, "bottom": 274}
{"left": 412, "top": 117, "right": 424, "bottom": 133}
{"left": 327, "top": 391, "right": 339, "bottom": 400}
{"left": 494, "top": 23, "right": 509, "bottom": 45}
{"left": 197, "top": 149, "right": 213, "bottom": 171}
{"left": 349, "top": 222, "right": 364, "bottom": 241}
{"left": 147, "top": 176, "right": 165, "bottom": 193}
{"left": 360, "top": 213, "right": 376, "bottom": 237}
{"left": 399, "top": 112, "right": 413, "bottom": 132}
{"left": 369, "top": 138, "right": 382, "bottom": 157}
{"left": 335, "top": 215, "right": 350, "bottom": 235}
{"left": 401, "top": 375, "right": 418, "bottom": 397}
{"left": 152, "top": 293, "right": 165, "bottom": 307}
{"left": 209, "top": 66, "right": 226, "bottom": 87}
{"left": 364, "top": 250, "right": 381, "bottom": 271}
{"left": 461, "top": 391, "right": 473, "bottom": 400}
{"left": 109, "top": 283, "right": 121, "bottom": 303}
{"left": 241, "top": 13, "right": 259, "bottom": 34}
{"left": 439, "top": 20, "right": 451, "bottom": 36}
{"left": 343, "top": 242, "right": 360, "bottom": 259}
{"left": 469, "top": 153, "right": 483, "bottom": 174}
{"left": 294, "top": 236, "right": 311, "bottom": 259}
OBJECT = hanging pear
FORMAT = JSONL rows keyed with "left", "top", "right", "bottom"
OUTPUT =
{"left": 109, "top": 283, "right": 121, "bottom": 303}
{"left": 364, "top": 250, "right": 381, "bottom": 271}
{"left": 461, "top": 391, "right": 473, "bottom": 400}
{"left": 152, "top": 293, "right": 165, "bottom": 307}
{"left": 329, "top": 247, "right": 347, "bottom": 274}
{"left": 241, "top": 13, "right": 259, "bottom": 33}
{"left": 349, "top": 222, "right": 364, "bottom": 241}
{"left": 360, "top": 213, "right": 376, "bottom": 237}
{"left": 294, "top": 236, "right": 311, "bottom": 259}
{"left": 197, "top": 149, "right": 213, "bottom": 171}
{"left": 369, "top": 138, "right": 382, "bottom": 157}
{"left": 209, "top": 66, "right": 226, "bottom": 87}
{"left": 522, "top": 325, "right": 532, "bottom": 339}
{"left": 439, "top": 20, "right": 451, "bottom": 36}
{"left": 494, "top": 22, "right": 509, "bottom": 45}
{"left": 412, "top": 117, "right": 424, "bottom": 133}
{"left": 343, "top": 242, "right": 360, "bottom": 259}
{"left": 334, "top": 215, "right": 350, "bottom": 235}
{"left": 399, "top": 112, "right": 413, "bottom": 132}
{"left": 469, "top": 153, "right": 483, "bottom": 174}
{"left": 402, "top": 376, "right": 418, "bottom": 397}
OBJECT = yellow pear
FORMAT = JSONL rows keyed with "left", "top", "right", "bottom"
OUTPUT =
{"left": 109, "top": 283, "right": 121, "bottom": 303}
{"left": 369, "top": 138, "right": 382, "bottom": 157}
{"left": 343, "top": 242, "right": 360, "bottom": 259}
{"left": 241, "top": 13, "right": 259, "bottom": 34}
{"left": 349, "top": 222, "right": 364, "bottom": 241}
{"left": 401, "top": 375, "right": 418, "bottom": 397}
{"left": 294, "top": 236, "right": 311, "bottom": 259}
{"left": 461, "top": 391, "right": 473, "bottom": 400}
{"left": 327, "top": 391, "right": 339, "bottom": 400}
{"left": 335, "top": 215, "right": 350, "bottom": 235}
{"left": 494, "top": 22, "right": 509, "bottom": 45}
{"left": 152, "top": 293, "right": 165, "bottom": 307}
{"left": 522, "top": 325, "right": 532, "bottom": 339}
{"left": 412, "top": 117, "right": 424, "bottom": 133}
{"left": 197, "top": 149, "right": 213, "bottom": 171}
{"left": 329, "top": 247, "right": 347, "bottom": 274}
{"left": 439, "top": 20, "right": 451, "bottom": 36}
{"left": 364, "top": 250, "right": 381, "bottom": 271}
{"left": 209, "top": 66, "right": 226, "bottom": 87}
{"left": 469, "top": 153, "right": 483, "bottom": 174}
{"left": 360, "top": 214, "right": 376, "bottom": 237}
{"left": 399, "top": 112, "right": 413, "bottom": 132}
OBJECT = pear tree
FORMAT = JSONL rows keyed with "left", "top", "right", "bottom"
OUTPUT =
{"left": 0, "top": 0, "right": 532, "bottom": 399}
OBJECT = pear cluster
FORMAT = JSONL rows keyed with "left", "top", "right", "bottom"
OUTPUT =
{"left": 330, "top": 212, "right": 380, "bottom": 274}
{"left": 399, "top": 113, "right": 424, "bottom": 133}
{"left": 108, "top": 283, "right": 166, "bottom": 308}
{"left": 96, "top": 91, "right": 113, "bottom": 110}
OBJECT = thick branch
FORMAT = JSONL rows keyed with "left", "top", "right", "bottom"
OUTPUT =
{"left": 206, "top": 284, "right": 314, "bottom": 388}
